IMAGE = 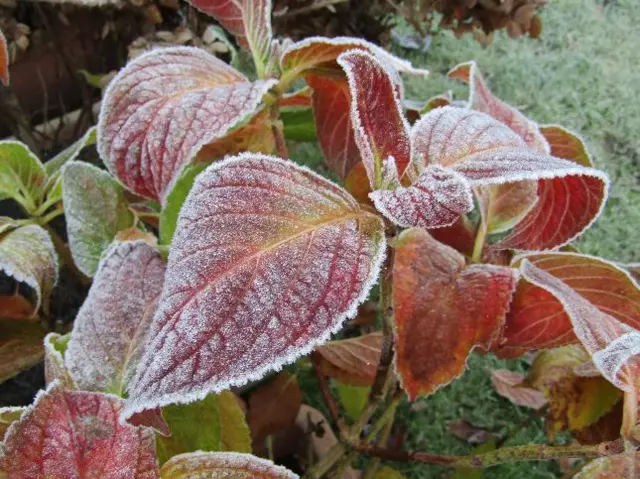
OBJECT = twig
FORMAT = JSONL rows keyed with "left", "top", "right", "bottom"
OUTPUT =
{"left": 279, "top": 0, "right": 348, "bottom": 19}
{"left": 312, "top": 355, "right": 346, "bottom": 433}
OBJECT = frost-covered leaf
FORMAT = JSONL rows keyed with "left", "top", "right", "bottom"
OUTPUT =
{"left": 98, "top": 46, "right": 276, "bottom": 203}
{"left": 0, "top": 141, "right": 47, "bottom": 214}
{"left": 2, "top": 383, "right": 159, "bottom": 479}
{"left": 0, "top": 28, "right": 8, "bottom": 86}
{"left": 490, "top": 369, "right": 547, "bottom": 409}
{"left": 393, "top": 228, "right": 518, "bottom": 399}
{"left": 0, "top": 225, "right": 58, "bottom": 315}
{"left": 540, "top": 124, "right": 593, "bottom": 167}
{"left": 248, "top": 372, "right": 301, "bottom": 445}
{"left": 370, "top": 165, "right": 474, "bottom": 229}
{"left": 278, "top": 87, "right": 312, "bottom": 108}
{"left": 157, "top": 394, "right": 220, "bottom": 465}
{"left": 476, "top": 182, "right": 538, "bottom": 234}
{"left": 305, "top": 74, "right": 360, "bottom": 180}
{"left": 520, "top": 258, "right": 640, "bottom": 393}
{"left": 423, "top": 92, "right": 453, "bottom": 113}
{"left": 412, "top": 107, "right": 608, "bottom": 249}
{"left": 62, "top": 162, "right": 134, "bottom": 277}
{"left": 575, "top": 454, "right": 638, "bottom": 479}
{"left": 159, "top": 451, "right": 298, "bottom": 478}
{"left": 337, "top": 50, "right": 411, "bottom": 188}
{"left": 65, "top": 241, "right": 165, "bottom": 395}
{"left": 498, "top": 253, "right": 640, "bottom": 355}
{"left": 0, "top": 407, "right": 25, "bottom": 439}
{"left": 280, "top": 36, "right": 428, "bottom": 84}
{"left": 528, "top": 345, "right": 621, "bottom": 437}
{"left": 0, "top": 320, "right": 47, "bottom": 384}
{"left": 217, "top": 390, "right": 252, "bottom": 453}
{"left": 448, "top": 61, "right": 548, "bottom": 153}
{"left": 44, "top": 333, "right": 75, "bottom": 388}
{"left": 160, "top": 163, "right": 207, "bottom": 245}
{"left": 186, "top": 0, "right": 273, "bottom": 75}
{"left": 124, "top": 153, "right": 385, "bottom": 418}
{"left": 314, "top": 332, "right": 382, "bottom": 386}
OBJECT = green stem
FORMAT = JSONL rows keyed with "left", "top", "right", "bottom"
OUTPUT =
{"left": 32, "top": 194, "right": 61, "bottom": 218}
{"left": 363, "top": 395, "right": 400, "bottom": 479}
{"left": 472, "top": 220, "right": 487, "bottom": 263}
{"left": 38, "top": 207, "right": 64, "bottom": 225}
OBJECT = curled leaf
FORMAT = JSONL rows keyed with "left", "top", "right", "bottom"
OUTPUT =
{"left": 159, "top": 451, "right": 298, "bottom": 478}
{"left": 65, "top": 241, "right": 165, "bottom": 395}
{"left": 490, "top": 369, "right": 547, "bottom": 410}
{"left": 43, "top": 332, "right": 75, "bottom": 388}
{"left": 394, "top": 228, "right": 518, "bottom": 399}
{"left": 540, "top": 125, "right": 593, "bottom": 167}
{"left": 124, "top": 153, "right": 385, "bottom": 419}
{"left": 98, "top": 46, "right": 276, "bottom": 202}
{"left": 314, "top": 332, "right": 382, "bottom": 386}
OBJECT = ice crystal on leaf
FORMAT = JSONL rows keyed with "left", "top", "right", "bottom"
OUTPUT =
{"left": 44, "top": 333, "right": 75, "bottom": 389}
{"left": 159, "top": 451, "right": 298, "bottom": 478}
{"left": 1, "top": 382, "right": 158, "bottom": 479}
{"left": 65, "top": 241, "right": 165, "bottom": 395}
{"left": 124, "top": 153, "right": 385, "bottom": 420}
{"left": 98, "top": 46, "right": 276, "bottom": 203}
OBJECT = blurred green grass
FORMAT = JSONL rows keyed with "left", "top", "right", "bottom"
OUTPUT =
{"left": 293, "top": 0, "right": 639, "bottom": 477}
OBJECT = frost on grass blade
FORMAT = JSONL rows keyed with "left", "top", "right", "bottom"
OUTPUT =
{"left": 370, "top": 165, "right": 473, "bottom": 229}
{"left": 497, "top": 253, "right": 640, "bottom": 356}
{"left": 314, "top": 332, "right": 382, "bottom": 386}
{"left": 62, "top": 162, "right": 134, "bottom": 277}
{"left": 337, "top": 50, "right": 411, "bottom": 188}
{"left": 0, "top": 225, "right": 58, "bottom": 315}
{"left": 185, "top": 0, "right": 273, "bottom": 74}
{"left": 159, "top": 451, "right": 298, "bottom": 478}
{"left": 65, "top": 241, "right": 165, "bottom": 395}
{"left": 0, "top": 28, "right": 8, "bottom": 86}
{"left": 2, "top": 383, "right": 159, "bottom": 479}
{"left": 448, "top": 61, "right": 549, "bottom": 153}
{"left": 393, "top": 228, "right": 518, "bottom": 400}
{"left": 0, "top": 140, "right": 47, "bottom": 214}
{"left": 520, "top": 258, "right": 640, "bottom": 392}
{"left": 98, "top": 46, "right": 276, "bottom": 203}
{"left": 539, "top": 124, "right": 593, "bottom": 167}
{"left": 44, "top": 333, "right": 75, "bottom": 389}
{"left": 411, "top": 107, "right": 608, "bottom": 250}
{"left": 305, "top": 74, "right": 360, "bottom": 180}
{"left": 124, "top": 153, "right": 386, "bottom": 419}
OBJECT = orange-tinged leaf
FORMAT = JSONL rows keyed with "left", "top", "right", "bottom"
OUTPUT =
{"left": 0, "top": 293, "right": 34, "bottom": 320}
{"left": 278, "top": 87, "right": 312, "bottom": 108}
{"left": 423, "top": 92, "right": 453, "bottom": 112}
{"left": 394, "top": 228, "right": 518, "bottom": 399}
{"left": 0, "top": 320, "right": 47, "bottom": 384}
{"left": 0, "top": 28, "right": 8, "bottom": 86}
{"left": 98, "top": 46, "right": 276, "bottom": 203}
{"left": 344, "top": 161, "right": 372, "bottom": 206}
{"left": 124, "top": 153, "right": 385, "bottom": 419}
{"left": 448, "top": 61, "right": 548, "bottom": 153}
{"left": 499, "top": 253, "right": 640, "bottom": 355}
{"left": 305, "top": 74, "right": 360, "bottom": 180}
{"left": 2, "top": 383, "right": 159, "bottom": 478}
{"left": 159, "top": 451, "right": 298, "bottom": 478}
{"left": 314, "top": 332, "right": 382, "bottom": 386}
{"left": 490, "top": 369, "right": 547, "bottom": 409}
{"left": 540, "top": 124, "right": 593, "bottom": 167}
{"left": 337, "top": 50, "right": 411, "bottom": 188}
{"left": 428, "top": 216, "right": 476, "bottom": 257}
{"left": 476, "top": 181, "right": 538, "bottom": 234}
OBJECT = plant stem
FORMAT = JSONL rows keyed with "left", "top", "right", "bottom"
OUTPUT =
{"left": 472, "top": 220, "right": 487, "bottom": 263}
{"left": 270, "top": 106, "right": 288, "bottom": 158}
{"left": 312, "top": 355, "right": 345, "bottom": 433}
{"left": 354, "top": 440, "right": 624, "bottom": 469}
{"left": 362, "top": 392, "right": 401, "bottom": 479}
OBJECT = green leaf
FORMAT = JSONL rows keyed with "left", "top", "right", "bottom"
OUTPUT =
{"left": 336, "top": 382, "right": 370, "bottom": 421}
{"left": 156, "top": 394, "right": 221, "bottom": 465}
{"left": 0, "top": 225, "right": 58, "bottom": 314}
{"left": 62, "top": 162, "right": 133, "bottom": 277}
{"left": 0, "top": 140, "right": 47, "bottom": 214}
{"left": 159, "top": 163, "right": 208, "bottom": 245}
{"left": 217, "top": 390, "right": 252, "bottom": 453}
{"left": 281, "top": 107, "right": 317, "bottom": 142}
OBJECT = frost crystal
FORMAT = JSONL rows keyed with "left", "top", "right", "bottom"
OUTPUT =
{"left": 124, "top": 153, "right": 385, "bottom": 419}
{"left": 160, "top": 451, "right": 298, "bottom": 478}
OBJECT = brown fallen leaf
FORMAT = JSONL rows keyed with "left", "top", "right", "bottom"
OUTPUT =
{"left": 490, "top": 369, "right": 547, "bottom": 410}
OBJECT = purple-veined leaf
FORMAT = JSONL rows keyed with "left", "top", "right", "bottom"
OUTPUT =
{"left": 1, "top": 382, "right": 159, "bottom": 478}
{"left": 0, "top": 225, "right": 58, "bottom": 315}
{"left": 185, "top": 0, "right": 273, "bottom": 75}
{"left": 98, "top": 46, "right": 276, "bottom": 203}
{"left": 159, "top": 451, "right": 298, "bottom": 478}
{"left": 448, "top": 61, "right": 549, "bottom": 153}
{"left": 0, "top": 28, "right": 8, "bottom": 86}
{"left": 65, "top": 241, "right": 165, "bottom": 395}
{"left": 123, "top": 153, "right": 385, "bottom": 419}
{"left": 44, "top": 333, "right": 75, "bottom": 388}
{"left": 337, "top": 50, "right": 411, "bottom": 189}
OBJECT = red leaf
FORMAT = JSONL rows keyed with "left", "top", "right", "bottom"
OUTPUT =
{"left": 500, "top": 253, "right": 640, "bottom": 355}
{"left": 394, "top": 228, "right": 518, "bottom": 399}
{"left": 186, "top": 0, "right": 273, "bottom": 71}
{"left": 124, "top": 153, "right": 385, "bottom": 418}
{"left": 278, "top": 87, "right": 312, "bottom": 108}
{"left": 448, "top": 61, "right": 549, "bottom": 153}
{"left": 98, "top": 46, "right": 276, "bottom": 203}
{"left": 0, "top": 28, "right": 8, "bottom": 86}
{"left": 540, "top": 124, "right": 593, "bottom": 167}
{"left": 159, "top": 451, "right": 298, "bottom": 478}
{"left": 2, "top": 383, "right": 159, "bottom": 478}
{"left": 314, "top": 332, "right": 382, "bottom": 386}
{"left": 305, "top": 74, "right": 360, "bottom": 179}
{"left": 370, "top": 165, "right": 474, "bottom": 229}
{"left": 519, "top": 257, "right": 640, "bottom": 392}
{"left": 65, "top": 241, "right": 165, "bottom": 395}
{"left": 428, "top": 216, "right": 476, "bottom": 256}
{"left": 490, "top": 369, "right": 547, "bottom": 409}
